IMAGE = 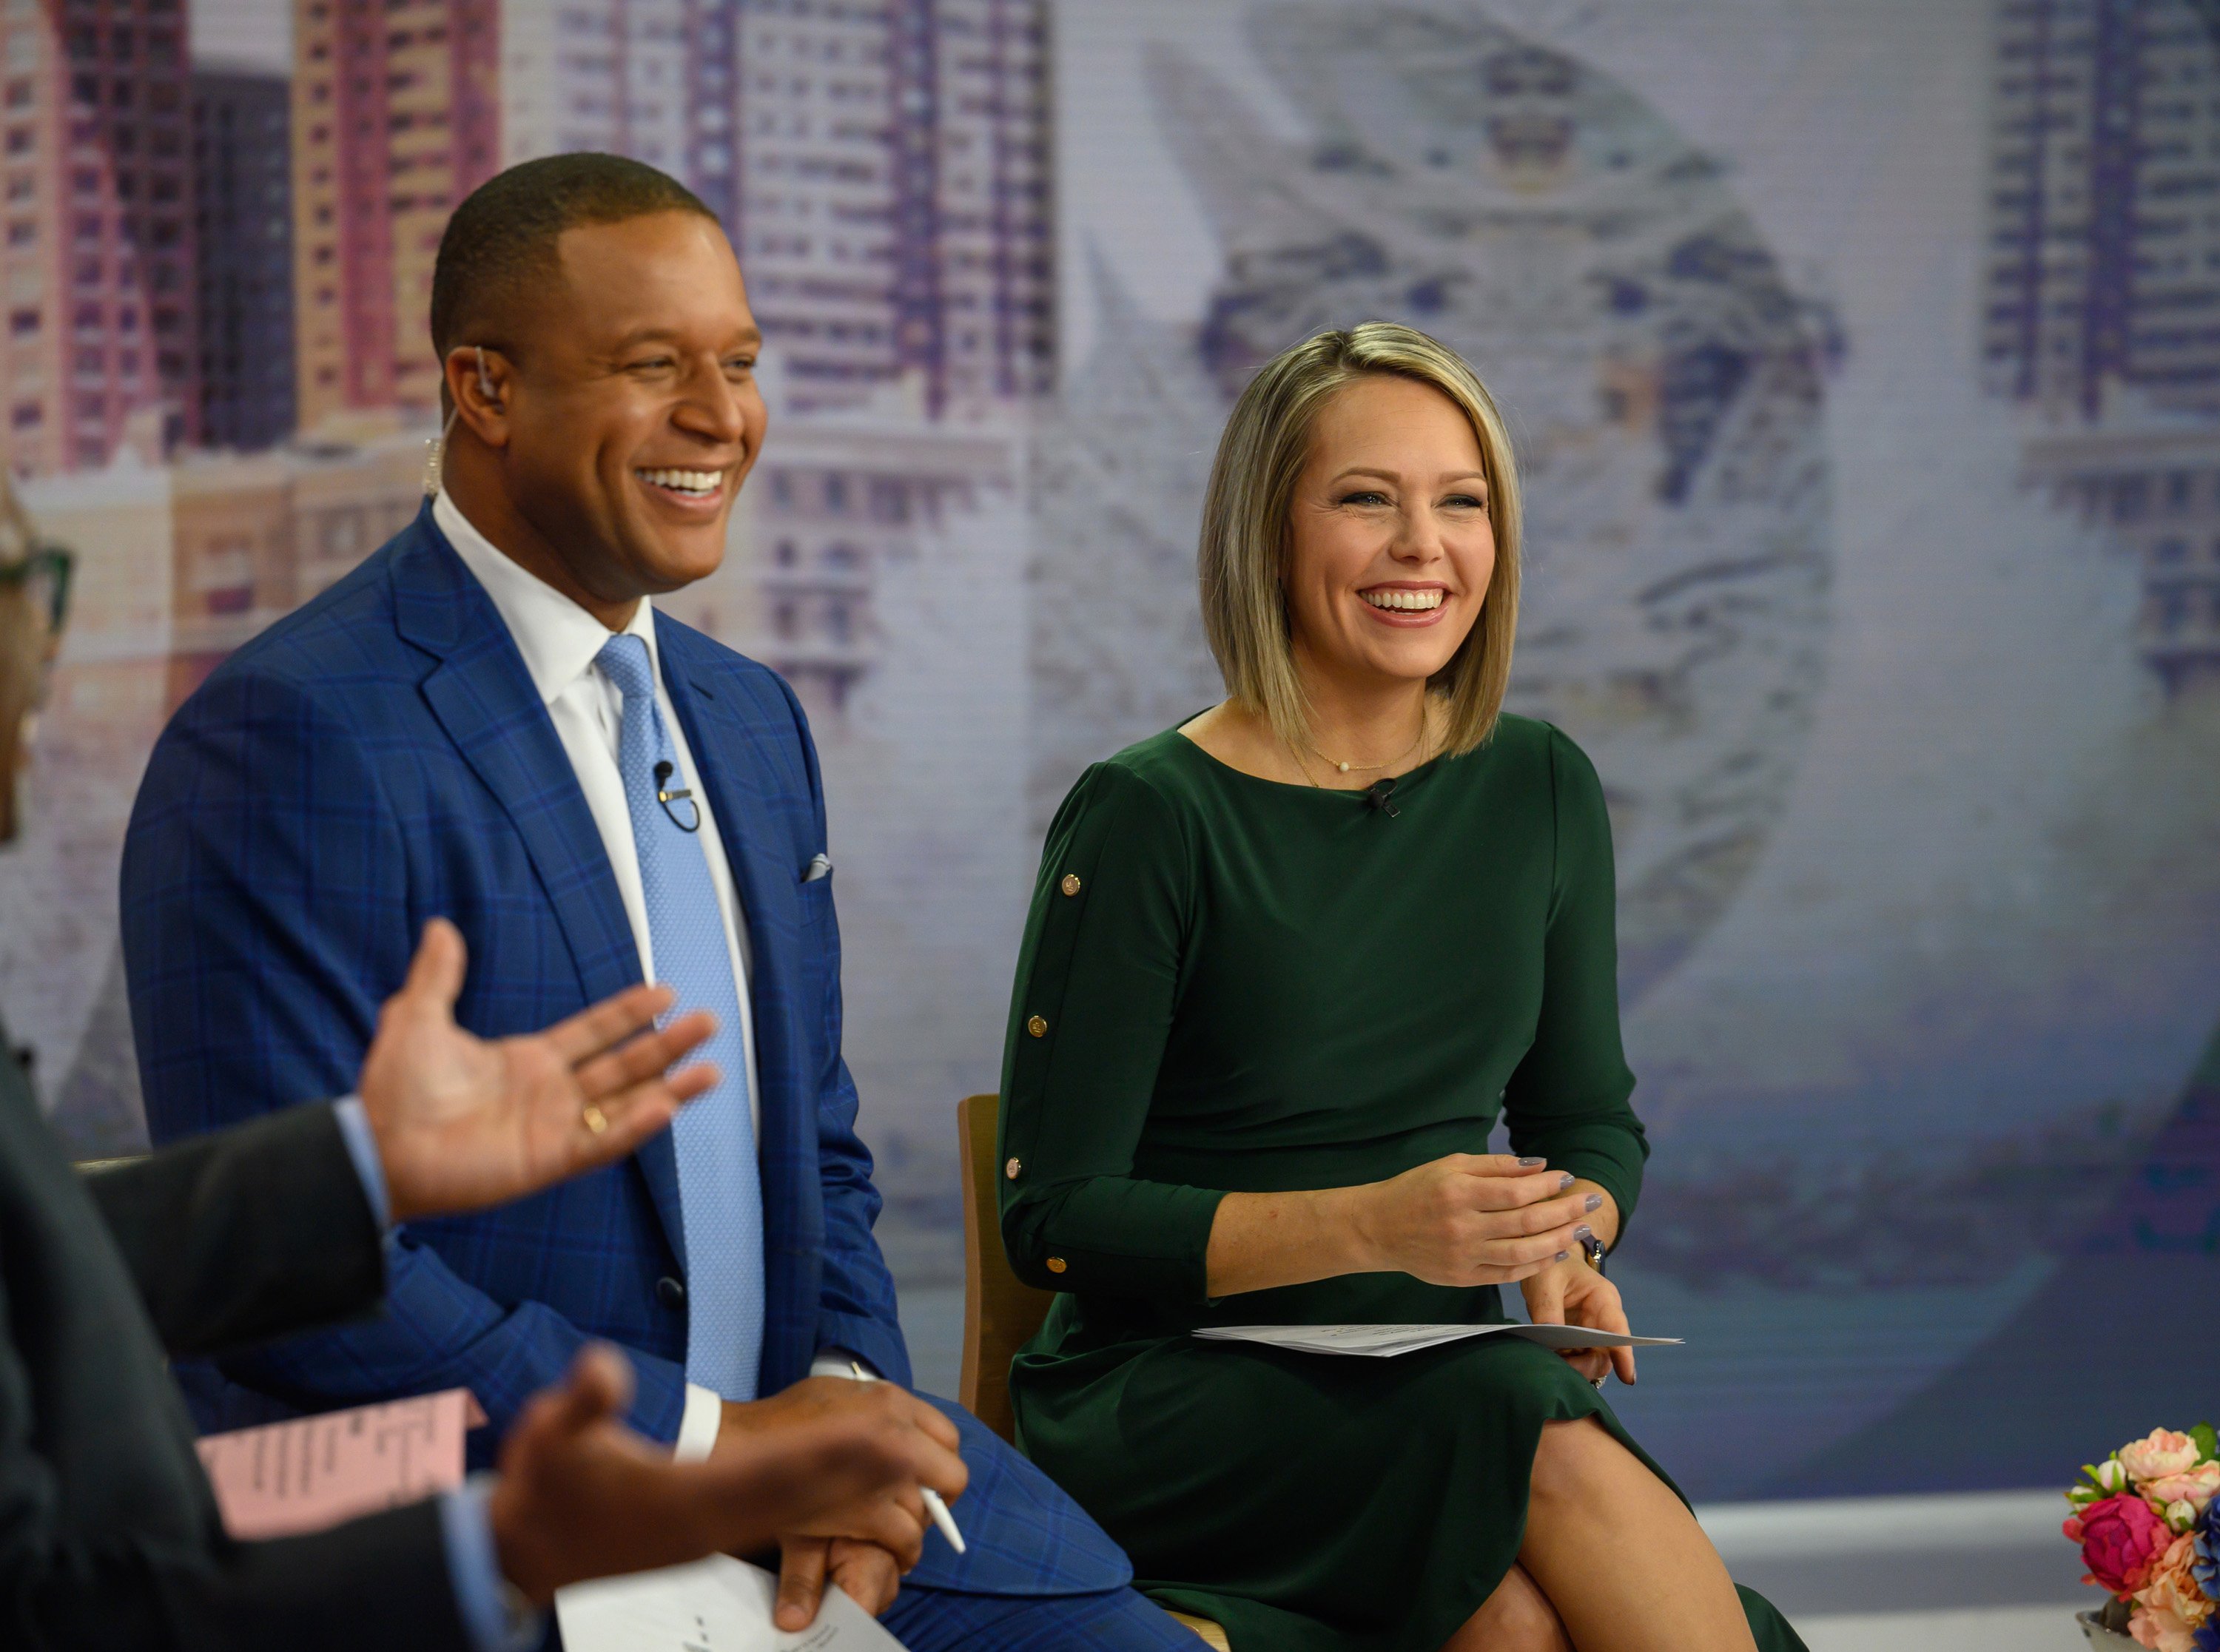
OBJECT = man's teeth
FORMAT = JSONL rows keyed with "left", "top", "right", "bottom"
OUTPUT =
{"left": 638, "top": 468, "right": 721, "bottom": 496}
{"left": 1362, "top": 588, "right": 1444, "bottom": 612}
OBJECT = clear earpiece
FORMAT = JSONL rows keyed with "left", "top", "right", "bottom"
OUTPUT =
{"left": 422, "top": 401, "right": 463, "bottom": 499}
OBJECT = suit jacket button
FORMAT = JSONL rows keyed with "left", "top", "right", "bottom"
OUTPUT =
{"left": 1046, "top": 1257, "right": 1069, "bottom": 1274}
{"left": 656, "top": 1275, "right": 687, "bottom": 1307}
{"left": 1026, "top": 1014, "right": 1047, "bottom": 1037}
{"left": 1005, "top": 1156, "right": 1022, "bottom": 1180}
{"left": 1060, "top": 873, "right": 1081, "bottom": 896}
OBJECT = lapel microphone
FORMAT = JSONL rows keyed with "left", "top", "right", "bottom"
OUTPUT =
{"left": 1364, "top": 778, "right": 1401, "bottom": 817}
{"left": 652, "top": 760, "right": 702, "bottom": 832}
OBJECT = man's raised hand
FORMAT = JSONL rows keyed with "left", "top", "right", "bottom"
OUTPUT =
{"left": 357, "top": 917, "right": 719, "bottom": 1221}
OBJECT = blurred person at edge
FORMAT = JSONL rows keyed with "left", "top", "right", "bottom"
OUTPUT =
{"left": 0, "top": 479, "right": 968, "bottom": 1651}
{"left": 995, "top": 323, "right": 1809, "bottom": 1652}
{"left": 0, "top": 480, "right": 58, "bottom": 842}
{"left": 122, "top": 153, "right": 1197, "bottom": 1651}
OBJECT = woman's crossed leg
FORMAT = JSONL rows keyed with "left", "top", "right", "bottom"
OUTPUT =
{"left": 1442, "top": 1417, "right": 1759, "bottom": 1652}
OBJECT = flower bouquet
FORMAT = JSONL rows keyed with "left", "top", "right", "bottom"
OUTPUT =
{"left": 2065, "top": 1426, "right": 2220, "bottom": 1650}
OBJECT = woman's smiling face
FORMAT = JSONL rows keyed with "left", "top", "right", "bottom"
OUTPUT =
{"left": 1282, "top": 373, "right": 1496, "bottom": 694}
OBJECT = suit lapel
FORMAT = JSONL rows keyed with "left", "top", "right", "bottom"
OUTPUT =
{"left": 390, "top": 516, "right": 687, "bottom": 1265}
{"left": 659, "top": 632, "right": 823, "bottom": 1390}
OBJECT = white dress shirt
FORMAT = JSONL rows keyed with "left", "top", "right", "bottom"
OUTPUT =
{"left": 434, "top": 490, "right": 788, "bottom": 1460}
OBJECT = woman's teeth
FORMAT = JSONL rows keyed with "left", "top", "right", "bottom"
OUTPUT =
{"left": 1362, "top": 588, "right": 1444, "bottom": 612}
{"left": 638, "top": 468, "right": 721, "bottom": 497}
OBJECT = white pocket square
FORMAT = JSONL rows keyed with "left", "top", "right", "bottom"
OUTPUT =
{"left": 802, "top": 853, "right": 834, "bottom": 883}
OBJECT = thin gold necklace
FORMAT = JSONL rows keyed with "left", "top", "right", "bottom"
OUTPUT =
{"left": 1297, "top": 703, "right": 1430, "bottom": 787}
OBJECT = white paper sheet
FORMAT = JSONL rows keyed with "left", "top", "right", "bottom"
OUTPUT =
{"left": 1192, "top": 1323, "right": 1683, "bottom": 1358}
{"left": 556, "top": 1556, "right": 909, "bottom": 1652}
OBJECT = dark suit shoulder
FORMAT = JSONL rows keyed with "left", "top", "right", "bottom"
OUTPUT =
{"left": 178, "top": 541, "right": 421, "bottom": 735}
{"left": 168, "top": 513, "right": 507, "bottom": 757}
{"left": 653, "top": 614, "right": 818, "bottom": 778}
{"left": 655, "top": 613, "right": 804, "bottom": 716}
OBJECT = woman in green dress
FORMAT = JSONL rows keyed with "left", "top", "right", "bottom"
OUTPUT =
{"left": 995, "top": 323, "right": 1805, "bottom": 1652}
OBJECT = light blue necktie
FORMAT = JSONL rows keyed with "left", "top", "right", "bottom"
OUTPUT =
{"left": 596, "top": 633, "right": 764, "bottom": 1402}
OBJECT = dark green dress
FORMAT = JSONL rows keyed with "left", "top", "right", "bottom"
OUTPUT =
{"left": 996, "top": 716, "right": 1804, "bottom": 1652}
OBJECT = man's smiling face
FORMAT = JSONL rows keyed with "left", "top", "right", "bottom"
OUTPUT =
{"left": 494, "top": 210, "right": 767, "bottom": 610}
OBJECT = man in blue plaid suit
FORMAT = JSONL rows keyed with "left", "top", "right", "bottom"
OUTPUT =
{"left": 122, "top": 155, "right": 1197, "bottom": 1651}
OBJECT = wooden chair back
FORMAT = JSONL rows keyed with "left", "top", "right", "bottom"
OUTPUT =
{"left": 955, "top": 1093, "right": 1057, "bottom": 1444}
{"left": 952, "top": 1093, "right": 1231, "bottom": 1649}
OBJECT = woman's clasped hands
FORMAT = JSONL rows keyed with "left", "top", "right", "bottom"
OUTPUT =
{"left": 1346, "top": 1153, "right": 1601, "bottom": 1287}
{"left": 1347, "top": 1153, "right": 1634, "bottom": 1386}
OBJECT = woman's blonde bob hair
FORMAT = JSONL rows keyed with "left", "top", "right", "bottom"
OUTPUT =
{"left": 1197, "top": 321, "right": 1521, "bottom": 759}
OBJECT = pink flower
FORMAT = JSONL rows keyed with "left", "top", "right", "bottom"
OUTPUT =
{"left": 2145, "top": 1463, "right": 2220, "bottom": 1520}
{"left": 2071, "top": 1494, "right": 2173, "bottom": 1595}
{"left": 2122, "top": 1432, "right": 2205, "bottom": 1486}
{"left": 2128, "top": 1536, "right": 2216, "bottom": 1652}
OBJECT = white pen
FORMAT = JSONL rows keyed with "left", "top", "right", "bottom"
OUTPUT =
{"left": 847, "top": 1360, "right": 967, "bottom": 1555}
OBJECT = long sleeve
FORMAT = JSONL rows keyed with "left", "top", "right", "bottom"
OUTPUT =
{"left": 0, "top": 1457, "right": 471, "bottom": 1652}
{"left": 80, "top": 1107, "right": 536, "bottom": 1648}
{"left": 998, "top": 762, "right": 1225, "bottom": 1301}
{"left": 0, "top": 1038, "right": 473, "bottom": 1652}
{"left": 330, "top": 1096, "right": 394, "bottom": 1230}
{"left": 438, "top": 1478, "right": 542, "bottom": 1652}
{"left": 80, "top": 1100, "right": 385, "bottom": 1359}
{"left": 121, "top": 664, "right": 688, "bottom": 1443}
{"left": 1500, "top": 724, "right": 1649, "bottom": 1234}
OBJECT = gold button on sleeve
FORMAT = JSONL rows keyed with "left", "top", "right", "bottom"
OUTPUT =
{"left": 1060, "top": 872, "right": 1081, "bottom": 897}
{"left": 1046, "top": 1257, "right": 1068, "bottom": 1274}
{"left": 1004, "top": 1156, "right": 1022, "bottom": 1181}
{"left": 1026, "top": 1014, "right": 1047, "bottom": 1038}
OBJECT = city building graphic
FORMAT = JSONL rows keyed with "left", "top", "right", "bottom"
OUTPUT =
{"left": 289, "top": 0, "right": 500, "bottom": 430}
{"left": 1985, "top": 0, "right": 2220, "bottom": 692}
{"left": 192, "top": 64, "right": 293, "bottom": 451}
{"left": 2, "top": 0, "right": 201, "bottom": 476}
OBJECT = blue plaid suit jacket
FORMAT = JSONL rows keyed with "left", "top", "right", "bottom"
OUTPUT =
{"left": 121, "top": 508, "right": 1129, "bottom": 1597}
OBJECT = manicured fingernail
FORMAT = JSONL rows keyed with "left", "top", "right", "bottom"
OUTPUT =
{"left": 1558, "top": 1173, "right": 1575, "bottom": 1191}
{"left": 1555, "top": 1250, "right": 1570, "bottom": 1262}
{"left": 1518, "top": 1156, "right": 1546, "bottom": 1167}
{"left": 1584, "top": 1193, "right": 1603, "bottom": 1212}
{"left": 1575, "top": 1224, "right": 1594, "bottom": 1241}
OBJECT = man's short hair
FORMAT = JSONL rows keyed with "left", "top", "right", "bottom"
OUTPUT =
{"left": 430, "top": 152, "right": 719, "bottom": 360}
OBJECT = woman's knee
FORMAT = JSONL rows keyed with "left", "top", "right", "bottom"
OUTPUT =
{"left": 1529, "top": 1414, "right": 1641, "bottom": 1509}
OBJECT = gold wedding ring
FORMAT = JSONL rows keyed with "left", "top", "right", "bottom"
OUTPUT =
{"left": 582, "top": 1104, "right": 609, "bottom": 1136}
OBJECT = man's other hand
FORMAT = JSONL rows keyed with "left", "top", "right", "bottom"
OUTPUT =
{"left": 359, "top": 917, "right": 720, "bottom": 1221}
{"left": 718, "top": 1377, "right": 969, "bottom": 1627}
{"left": 773, "top": 1536, "right": 900, "bottom": 1628}
{"left": 491, "top": 1349, "right": 969, "bottom": 1606}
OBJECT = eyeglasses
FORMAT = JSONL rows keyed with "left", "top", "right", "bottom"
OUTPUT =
{"left": 0, "top": 542, "right": 73, "bottom": 640}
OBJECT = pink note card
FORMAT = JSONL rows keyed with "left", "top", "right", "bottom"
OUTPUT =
{"left": 195, "top": 1388, "right": 485, "bottom": 1540}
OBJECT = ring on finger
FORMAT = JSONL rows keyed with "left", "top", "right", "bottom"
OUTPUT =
{"left": 582, "top": 1104, "right": 609, "bottom": 1136}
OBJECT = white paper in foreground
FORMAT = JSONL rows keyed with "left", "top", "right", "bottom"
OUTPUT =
{"left": 1193, "top": 1323, "right": 1683, "bottom": 1358}
{"left": 556, "top": 1555, "right": 908, "bottom": 1652}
